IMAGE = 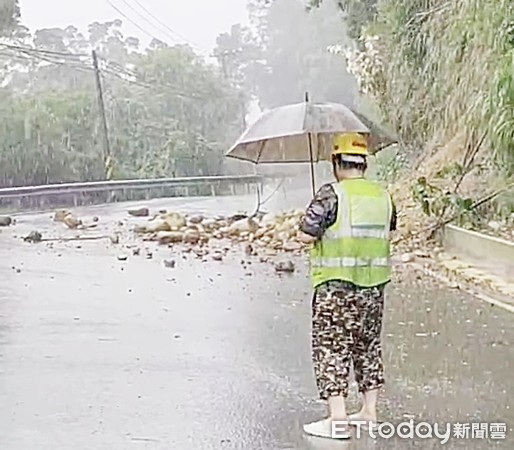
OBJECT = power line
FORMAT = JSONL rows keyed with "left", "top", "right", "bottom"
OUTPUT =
{"left": 101, "top": 64, "right": 238, "bottom": 102}
{"left": 0, "top": 46, "right": 94, "bottom": 74}
{"left": 0, "top": 43, "right": 89, "bottom": 59}
{"left": 104, "top": 0, "right": 164, "bottom": 43}
{"left": 105, "top": 0, "right": 207, "bottom": 55}
{"left": 130, "top": 0, "right": 205, "bottom": 52}
{"left": 116, "top": 0, "right": 185, "bottom": 47}
{"left": 102, "top": 69, "right": 203, "bottom": 100}
{"left": 0, "top": 42, "right": 239, "bottom": 101}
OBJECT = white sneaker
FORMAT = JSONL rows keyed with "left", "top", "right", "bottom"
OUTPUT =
{"left": 303, "top": 418, "right": 351, "bottom": 439}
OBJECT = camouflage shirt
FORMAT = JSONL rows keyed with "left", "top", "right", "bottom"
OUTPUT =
{"left": 299, "top": 182, "right": 397, "bottom": 239}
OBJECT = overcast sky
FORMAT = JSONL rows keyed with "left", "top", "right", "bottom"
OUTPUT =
{"left": 19, "top": 0, "right": 250, "bottom": 55}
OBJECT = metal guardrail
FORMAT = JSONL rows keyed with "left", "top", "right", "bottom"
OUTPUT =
{"left": 0, "top": 175, "right": 264, "bottom": 199}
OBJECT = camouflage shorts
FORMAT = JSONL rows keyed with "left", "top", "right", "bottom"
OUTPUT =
{"left": 311, "top": 280, "right": 385, "bottom": 400}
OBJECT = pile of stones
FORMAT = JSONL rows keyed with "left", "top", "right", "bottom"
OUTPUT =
{"left": 131, "top": 208, "right": 308, "bottom": 256}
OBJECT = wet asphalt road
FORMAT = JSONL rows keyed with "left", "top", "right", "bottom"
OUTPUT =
{"left": 0, "top": 195, "right": 513, "bottom": 450}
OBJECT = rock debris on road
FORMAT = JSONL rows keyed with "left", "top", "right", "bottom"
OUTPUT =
{"left": 0, "top": 197, "right": 512, "bottom": 449}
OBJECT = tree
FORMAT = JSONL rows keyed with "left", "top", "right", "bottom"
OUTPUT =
{"left": 0, "top": 0, "right": 20, "bottom": 36}
{"left": 308, "top": 0, "right": 378, "bottom": 40}
{"left": 215, "top": 0, "right": 357, "bottom": 110}
{"left": 0, "top": 19, "right": 244, "bottom": 186}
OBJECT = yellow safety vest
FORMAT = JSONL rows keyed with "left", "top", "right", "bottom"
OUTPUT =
{"left": 310, "top": 178, "right": 393, "bottom": 288}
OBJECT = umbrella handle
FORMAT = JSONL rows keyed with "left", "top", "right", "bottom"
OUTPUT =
{"left": 307, "top": 132, "right": 316, "bottom": 196}
{"left": 305, "top": 92, "right": 316, "bottom": 196}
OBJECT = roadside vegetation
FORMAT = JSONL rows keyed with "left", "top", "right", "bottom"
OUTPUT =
{"left": 316, "top": 0, "right": 514, "bottom": 238}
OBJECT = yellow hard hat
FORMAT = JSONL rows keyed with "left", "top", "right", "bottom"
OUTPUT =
{"left": 332, "top": 133, "right": 369, "bottom": 157}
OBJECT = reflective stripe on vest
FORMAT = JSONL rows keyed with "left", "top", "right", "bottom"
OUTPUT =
{"left": 325, "top": 225, "right": 388, "bottom": 240}
{"left": 311, "top": 256, "right": 390, "bottom": 268}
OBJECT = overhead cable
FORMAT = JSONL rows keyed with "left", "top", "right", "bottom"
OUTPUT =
{"left": 131, "top": 0, "right": 206, "bottom": 52}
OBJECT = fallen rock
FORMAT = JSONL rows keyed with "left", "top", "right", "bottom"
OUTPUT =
{"left": 110, "top": 233, "right": 120, "bottom": 244}
{"left": 157, "top": 231, "right": 184, "bottom": 244}
{"left": 202, "top": 219, "right": 218, "bottom": 230}
{"left": 92, "top": 216, "right": 99, "bottom": 222}
{"left": 163, "top": 212, "right": 186, "bottom": 230}
{"left": 128, "top": 207, "right": 150, "bottom": 217}
{"left": 244, "top": 244, "right": 255, "bottom": 256}
{"left": 0, "top": 216, "right": 12, "bottom": 227}
{"left": 193, "top": 248, "right": 206, "bottom": 258}
{"left": 23, "top": 230, "right": 42, "bottom": 243}
{"left": 188, "top": 215, "right": 204, "bottom": 224}
{"left": 134, "top": 225, "right": 147, "bottom": 234}
{"left": 53, "top": 209, "right": 71, "bottom": 222}
{"left": 229, "top": 217, "right": 258, "bottom": 235}
{"left": 146, "top": 219, "right": 171, "bottom": 233}
{"left": 117, "top": 254, "right": 128, "bottom": 261}
{"left": 132, "top": 247, "right": 141, "bottom": 256}
{"left": 282, "top": 242, "right": 303, "bottom": 252}
{"left": 212, "top": 252, "right": 223, "bottom": 261}
{"left": 400, "top": 253, "right": 415, "bottom": 263}
{"left": 164, "top": 259, "right": 176, "bottom": 268}
{"left": 228, "top": 213, "right": 248, "bottom": 224}
{"left": 275, "top": 260, "right": 295, "bottom": 273}
{"left": 63, "top": 214, "right": 82, "bottom": 229}
{"left": 184, "top": 229, "right": 200, "bottom": 244}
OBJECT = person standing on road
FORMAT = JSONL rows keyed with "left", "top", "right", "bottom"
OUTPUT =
{"left": 297, "top": 132, "right": 397, "bottom": 439}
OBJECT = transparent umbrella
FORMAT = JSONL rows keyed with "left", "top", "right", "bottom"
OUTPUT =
{"left": 226, "top": 95, "right": 396, "bottom": 194}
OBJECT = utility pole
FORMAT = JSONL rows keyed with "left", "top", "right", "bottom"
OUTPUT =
{"left": 92, "top": 50, "right": 113, "bottom": 180}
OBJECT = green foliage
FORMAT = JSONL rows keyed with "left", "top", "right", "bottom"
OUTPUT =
{"left": 434, "top": 162, "right": 466, "bottom": 180}
{"left": 411, "top": 176, "right": 474, "bottom": 221}
{"left": 366, "top": 0, "right": 514, "bottom": 175}
{"left": 373, "top": 148, "right": 408, "bottom": 183}
{"left": 309, "top": 0, "right": 378, "bottom": 40}
{"left": 0, "top": 20, "right": 243, "bottom": 187}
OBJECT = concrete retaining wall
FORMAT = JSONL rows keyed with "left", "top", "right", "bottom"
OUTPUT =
{"left": 442, "top": 224, "right": 514, "bottom": 279}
